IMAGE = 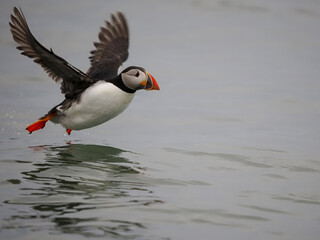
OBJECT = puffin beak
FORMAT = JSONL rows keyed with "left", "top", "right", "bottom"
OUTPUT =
{"left": 145, "top": 72, "right": 160, "bottom": 91}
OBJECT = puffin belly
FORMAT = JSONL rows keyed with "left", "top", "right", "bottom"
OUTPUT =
{"left": 58, "top": 81, "right": 134, "bottom": 130}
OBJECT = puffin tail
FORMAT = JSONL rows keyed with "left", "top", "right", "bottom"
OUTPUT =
{"left": 26, "top": 113, "right": 56, "bottom": 134}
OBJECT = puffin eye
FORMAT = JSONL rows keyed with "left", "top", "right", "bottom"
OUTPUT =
{"left": 135, "top": 71, "right": 140, "bottom": 77}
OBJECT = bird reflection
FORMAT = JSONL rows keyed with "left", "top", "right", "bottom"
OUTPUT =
{"left": 6, "top": 144, "right": 161, "bottom": 238}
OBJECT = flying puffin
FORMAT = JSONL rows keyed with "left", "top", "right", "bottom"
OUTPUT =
{"left": 9, "top": 7, "right": 159, "bottom": 135}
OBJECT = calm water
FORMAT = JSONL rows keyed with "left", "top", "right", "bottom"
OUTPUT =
{"left": 1, "top": 0, "right": 320, "bottom": 239}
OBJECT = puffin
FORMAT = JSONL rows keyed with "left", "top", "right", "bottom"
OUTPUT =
{"left": 9, "top": 7, "right": 159, "bottom": 135}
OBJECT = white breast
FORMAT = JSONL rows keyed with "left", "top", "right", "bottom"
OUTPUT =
{"left": 56, "top": 81, "right": 135, "bottom": 130}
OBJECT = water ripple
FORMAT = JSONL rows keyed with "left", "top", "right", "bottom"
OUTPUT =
{"left": 164, "top": 147, "right": 273, "bottom": 168}
{"left": 272, "top": 194, "right": 320, "bottom": 206}
{"left": 3, "top": 144, "right": 162, "bottom": 239}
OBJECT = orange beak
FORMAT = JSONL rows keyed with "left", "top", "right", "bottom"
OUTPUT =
{"left": 146, "top": 73, "right": 160, "bottom": 91}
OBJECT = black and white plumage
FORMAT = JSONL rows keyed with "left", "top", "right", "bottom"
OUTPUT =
{"left": 9, "top": 7, "right": 159, "bottom": 135}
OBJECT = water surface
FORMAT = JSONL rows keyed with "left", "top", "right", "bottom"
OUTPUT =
{"left": 1, "top": 0, "right": 320, "bottom": 239}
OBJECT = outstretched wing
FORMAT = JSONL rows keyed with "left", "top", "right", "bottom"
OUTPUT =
{"left": 9, "top": 7, "right": 95, "bottom": 97}
{"left": 87, "top": 12, "right": 129, "bottom": 80}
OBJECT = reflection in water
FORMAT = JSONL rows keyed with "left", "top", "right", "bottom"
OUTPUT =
{"left": 5, "top": 144, "right": 160, "bottom": 239}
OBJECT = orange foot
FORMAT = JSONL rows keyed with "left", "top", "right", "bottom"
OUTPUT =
{"left": 66, "top": 129, "right": 72, "bottom": 135}
{"left": 26, "top": 114, "right": 56, "bottom": 134}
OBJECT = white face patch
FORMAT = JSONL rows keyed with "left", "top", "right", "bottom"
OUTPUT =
{"left": 121, "top": 69, "right": 146, "bottom": 90}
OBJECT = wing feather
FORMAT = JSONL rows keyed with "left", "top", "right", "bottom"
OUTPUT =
{"left": 9, "top": 7, "right": 95, "bottom": 97}
{"left": 87, "top": 12, "right": 129, "bottom": 80}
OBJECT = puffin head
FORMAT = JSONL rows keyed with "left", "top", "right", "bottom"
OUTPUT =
{"left": 120, "top": 66, "right": 160, "bottom": 91}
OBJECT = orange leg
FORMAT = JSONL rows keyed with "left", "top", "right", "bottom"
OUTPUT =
{"left": 26, "top": 113, "right": 56, "bottom": 134}
{"left": 66, "top": 129, "right": 72, "bottom": 135}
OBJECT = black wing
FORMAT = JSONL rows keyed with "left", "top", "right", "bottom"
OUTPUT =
{"left": 86, "top": 12, "right": 129, "bottom": 80}
{"left": 9, "top": 7, "right": 95, "bottom": 98}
